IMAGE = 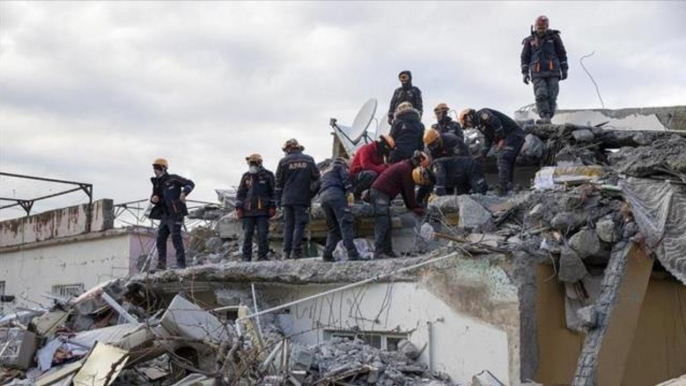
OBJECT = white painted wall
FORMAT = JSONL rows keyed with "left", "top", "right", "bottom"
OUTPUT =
{"left": 260, "top": 282, "right": 512, "bottom": 384}
{"left": 0, "top": 234, "right": 132, "bottom": 308}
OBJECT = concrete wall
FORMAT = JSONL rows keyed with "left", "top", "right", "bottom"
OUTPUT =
{"left": 0, "top": 232, "right": 132, "bottom": 307}
{"left": 0, "top": 199, "right": 114, "bottom": 248}
{"left": 259, "top": 280, "right": 515, "bottom": 384}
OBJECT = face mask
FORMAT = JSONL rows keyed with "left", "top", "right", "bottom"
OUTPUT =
{"left": 249, "top": 165, "right": 260, "bottom": 174}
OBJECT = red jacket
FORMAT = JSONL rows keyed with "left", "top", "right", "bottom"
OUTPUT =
{"left": 371, "top": 159, "right": 417, "bottom": 209}
{"left": 350, "top": 142, "right": 388, "bottom": 176}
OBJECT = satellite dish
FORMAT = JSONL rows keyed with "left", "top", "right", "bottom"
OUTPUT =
{"left": 330, "top": 99, "right": 378, "bottom": 157}
{"left": 374, "top": 115, "right": 391, "bottom": 138}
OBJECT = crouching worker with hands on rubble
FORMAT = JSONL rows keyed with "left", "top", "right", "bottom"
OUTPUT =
{"left": 318, "top": 157, "right": 361, "bottom": 262}
{"left": 459, "top": 108, "right": 525, "bottom": 195}
{"left": 149, "top": 158, "right": 195, "bottom": 270}
{"left": 414, "top": 156, "right": 489, "bottom": 205}
{"left": 349, "top": 134, "right": 395, "bottom": 200}
{"left": 275, "top": 138, "right": 321, "bottom": 259}
{"left": 370, "top": 151, "right": 429, "bottom": 259}
{"left": 236, "top": 154, "right": 276, "bottom": 262}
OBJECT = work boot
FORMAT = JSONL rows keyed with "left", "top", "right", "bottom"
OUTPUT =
{"left": 348, "top": 252, "right": 361, "bottom": 261}
{"left": 322, "top": 254, "right": 335, "bottom": 262}
{"left": 291, "top": 250, "right": 304, "bottom": 259}
{"left": 257, "top": 256, "right": 269, "bottom": 262}
{"left": 241, "top": 255, "right": 252, "bottom": 262}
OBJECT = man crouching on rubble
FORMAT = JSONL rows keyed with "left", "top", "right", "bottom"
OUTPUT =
{"left": 370, "top": 151, "right": 429, "bottom": 259}
{"left": 275, "top": 139, "right": 321, "bottom": 259}
{"left": 414, "top": 156, "right": 489, "bottom": 205}
{"left": 319, "top": 157, "right": 361, "bottom": 262}
{"left": 349, "top": 134, "right": 395, "bottom": 200}
{"left": 236, "top": 154, "right": 276, "bottom": 262}
{"left": 459, "top": 108, "right": 525, "bottom": 195}
{"left": 149, "top": 158, "right": 195, "bottom": 270}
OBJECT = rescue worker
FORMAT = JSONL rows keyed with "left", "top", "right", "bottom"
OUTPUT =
{"left": 414, "top": 156, "right": 488, "bottom": 199}
{"left": 423, "top": 128, "right": 469, "bottom": 160}
{"left": 370, "top": 151, "right": 429, "bottom": 259}
{"left": 349, "top": 134, "right": 395, "bottom": 200}
{"left": 388, "top": 70, "right": 423, "bottom": 124}
{"left": 459, "top": 108, "right": 525, "bottom": 195}
{"left": 149, "top": 158, "right": 194, "bottom": 270}
{"left": 319, "top": 157, "right": 361, "bottom": 262}
{"left": 521, "top": 15, "right": 568, "bottom": 124}
{"left": 431, "top": 103, "right": 464, "bottom": 138}
{"left": 235, "top": 154, "right": 276, "bottom": 262}
{"left": 388, "top": 102, "right": 424, "bottom": 164}
{"left": 275, "top": 139, "right": 321, "bottom": 259}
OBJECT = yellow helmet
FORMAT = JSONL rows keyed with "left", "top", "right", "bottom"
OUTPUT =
{"left": 246, "top": 154, "right": 263, "bottom": 164}
{"left": 434, "top": 103, "right": 449, "bottom": 114}
{"left": 458, "top": 108, "right": 476, "bottom": 127}
{"left": 152, "top": 158, "right": 168, "bottom": 169}
{"left": 412, "top": 167, "right": 431, "bottom": 186}
{"left": 282, "top": 138, "right": 304, "bottom": 152}
{"left": 378, "top": 134, "right": 395, "bottom": 149}
{"left": 423, "top": 128, "right": 441, "bottom": 146}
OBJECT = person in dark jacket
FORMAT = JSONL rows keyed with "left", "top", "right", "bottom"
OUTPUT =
{"left": 521, "top": 15, "right": 568, "bottom": 124}
{"left": 349, "top": 134, "right": 395, "bottom": 199}
{"left": 431, "top": 103, "right": 464, "bottom": 138}
{"left": 423, "top": 128, "right": 469, "bottom": 160}
{"left": 388, "top": 102, "right": 425, "bottom": 164}
{"left": 414, "top": 156, "right": 488, "bottom": 199}
{"left": 459, "top": 108, "right": 525, "bottom": 195}
{"left": 149, "top": 158, "right": 195, "bottom": 270}
{"left": 387, "top": 70, "right": 423, "bottom": 124}
{"left": 319, "top": 158, "right": 361, "bottom": 262}
{"left": 236, "top": 154, "right": 276, "bottom": 262}
{"left": 370, "top": 151, "right": 429, "bottom": 259}
{"left": 275, "top": 138, "right": 321, "bottom": 259}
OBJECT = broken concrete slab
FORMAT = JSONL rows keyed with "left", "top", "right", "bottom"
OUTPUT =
{"left": 457, "top": 195, "right": 494, "bottom": 232}
{"left": 397, "top": 339, "right": 420, "bottom": 360}
{"left": 0, "top": 329, "right": 38, "bottom": 370}
{"left": 160, "top": 295, "right": 232, "bottom": 346}
{"left": 568, "top": 228, "right": 602, "bottom": 259}
{"left": 558, "top": 247, "right": 588, "bottom": 283}
{"left": 72, "top": 342, "right": 128, "bottom": 386}
{"left": 595, "top": 217, "right": 619, "bottom": 243}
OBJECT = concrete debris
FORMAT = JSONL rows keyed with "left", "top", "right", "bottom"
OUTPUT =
{"left": 457, "top": 195, "right": 495, "bottom": 232}
{"left": 558, "top": 246, "right": 588, "bottom": 283}
{"left": 568, "top": 228, "right": 602, "bottom": 260}
{"left": 595, "top": 216, "right": 619, "bottom": 243}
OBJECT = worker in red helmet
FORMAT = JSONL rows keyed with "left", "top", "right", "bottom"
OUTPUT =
{"left": 521, "top": 15, "right": 568, "bottom": 124}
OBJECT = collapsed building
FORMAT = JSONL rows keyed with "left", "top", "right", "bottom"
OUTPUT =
{"left": 1, "top": 104, "right": 685, "bottom": 386}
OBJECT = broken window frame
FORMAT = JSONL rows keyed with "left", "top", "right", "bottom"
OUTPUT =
{"left": 325, "top": 330, "right": 409, "bottom": 351}
{"left": 51, "top": 283, "right": 85, "bottom": 298}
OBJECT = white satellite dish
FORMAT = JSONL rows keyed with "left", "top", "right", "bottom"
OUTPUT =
{"left": 374, "top": 115, "right": 392, "bottom": 138}
{"left": 330, "top": 98, "right": 378, "bottom": 156}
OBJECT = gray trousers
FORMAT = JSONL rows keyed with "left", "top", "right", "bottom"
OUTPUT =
{"left": 533, "top": 77, "right": 560, "bottom": 118}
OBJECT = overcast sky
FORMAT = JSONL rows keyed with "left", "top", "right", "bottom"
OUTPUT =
{"left": 1, "top": 1, "right": 685, "bottom": 218}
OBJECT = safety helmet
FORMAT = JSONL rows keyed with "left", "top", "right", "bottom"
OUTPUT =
{"left": 378, "top": 134, "right": 395, "bottom": 150}
{"left": 458, "top": 108, "right": 476, "bottom": 128}
{"left": 423, "top": 128, "right": 441, "bottom": 146}
{"left": 411, "top": 150, "right": 431, "bottom": 168}
{"left": 395, "top": 101, "right": 413, "bottom": 116}
{"left": 282, "top": 138, "right": 304, "bottom": 152}
{"left": 152, "top": 158, "right": 169, "bottom": 169}
{"left": 412, "top": 167, "right": 431, "bottom": 186}
{"left": 535, "top": 15, "right": 549, "bottom": 31}
{"left": 246, "top": 154, "right": 263, "bottom": 165}
{"left": 433, "top": 103, "right": 449, "bottom": 114}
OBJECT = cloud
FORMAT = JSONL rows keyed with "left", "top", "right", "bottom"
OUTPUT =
{"left": 1, "top": 1, "right": 685, "bottom": 218}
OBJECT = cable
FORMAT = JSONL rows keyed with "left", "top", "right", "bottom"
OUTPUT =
{"left": 580, "top": 51, "right": 605, "bottom": 109}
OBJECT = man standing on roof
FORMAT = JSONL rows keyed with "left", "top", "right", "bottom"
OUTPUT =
{"left": 388, "top": 71, "right": 423, "bottom": 124}
{"left": 432, "top": 103, "right": 464, "bottom": 139}
{"left": 459, "top": 108, "right": 525, "bottom": 195}
{"left": 275, "top": 139, "right": 321, "bottom": 259}
{"left": 236, "top": 154, "right": 276, "bottom": 262}
{"left": 319, "top": 157, "right": 361, "bottom": 262}
{"left": 423, "top": 128, "right": 469, "bottom": 160}
{"left": 350, "top": 135, "right": 395, "bottom": 200}
{"left": 149, "top": 158, "right": 195, "bottom": 270}
{"left": 521, "top": 15, "right": 568, "bottom": 124}
{"left": 389, "top": 102, "right": 425, "bottom": 164}
{"left": 370, "top": 151, "right": 429, "bottom": 259}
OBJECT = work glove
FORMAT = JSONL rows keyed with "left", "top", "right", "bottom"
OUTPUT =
{"left": 236, "top": 208, "right": 244, "bottom": 219}
{"left": 346, "top": 192, "right": 355, "bottom": 206}
{"left": 412, "top": 207, "right": 425, "bottom": 216}
{"left": 151, "top": 195, "right": 160, "bottom": 204}
{"left": 179, "top": 192, "right": 186, "bottom": 203}
{"left": 522, "top": 74, "right": 530, "bottom": 85}
{"left": 268, "top": 207, "right": 276, "bottom": 219}
{"left": 497, "top": 139, "right": 505, "bottom": 151}
{"left": 428, "top": 194, "right": 437, "bottom": 203}
{"left": 561, "top": 70, "right": 568, "bottom": 80}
